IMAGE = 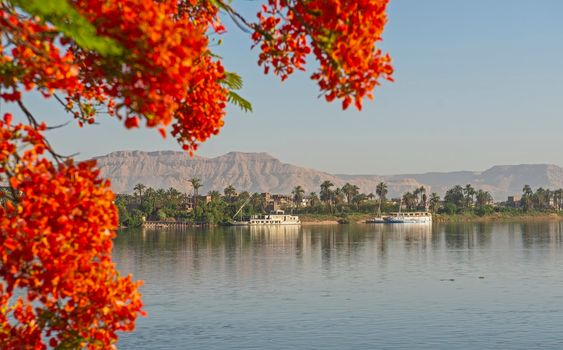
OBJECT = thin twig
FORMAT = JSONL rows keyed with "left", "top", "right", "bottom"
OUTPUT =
{"left": 15, "top": 100, "right": 72, "bottom": 164}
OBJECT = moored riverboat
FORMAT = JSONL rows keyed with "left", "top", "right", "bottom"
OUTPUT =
{"left": 384, "top": 212, "right": 432, "bottom": 224}
{"left": 231, "top": 210, "right": 301, "bottom": 226}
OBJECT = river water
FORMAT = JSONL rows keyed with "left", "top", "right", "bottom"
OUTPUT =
{"left": 114, "top": 222, "right": 563, "bottom": 349}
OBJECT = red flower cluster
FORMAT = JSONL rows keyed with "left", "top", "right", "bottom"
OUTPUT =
{"left": 0, "top": 114, "right": 144, "bottom": 349}
{"left": 0, "top": 1, "right": 394, "bottom": 347}
{"left": 69, "top": 0, "right": 228, "bottom": 150}
{"left": 253, "top": 0, "right": 394, "bottom": 110}
{"left": 1, "top": 0, "right": 227, "bottom": 151}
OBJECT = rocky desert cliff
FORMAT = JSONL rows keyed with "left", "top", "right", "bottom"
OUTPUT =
{"left": 94, "top": 150, "right": 563, "bottom": 201}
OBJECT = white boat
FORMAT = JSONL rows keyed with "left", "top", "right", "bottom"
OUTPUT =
{"left": 231, "top": 210, "right": 301, "bottom": 226}
{"left": 384, "top": 211, "right": 432, "bottom": 224}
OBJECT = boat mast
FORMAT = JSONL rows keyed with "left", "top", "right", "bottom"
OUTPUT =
{"left": 398, "top": 198, "right": 402, "bottom": 215}
{"left": 232, "top": 193, "right": 254, "bottom": 220}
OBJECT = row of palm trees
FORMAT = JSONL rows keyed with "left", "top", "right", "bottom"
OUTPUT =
{"left": 288, "top": 181, "right": 389, "bottom": 213}
{"left": 133, "top": 178, "right": 414, "bottom": 215}
{"left": 134, "top": 177, "right": 203, "bottom": 209}
{"left": 442, "top": 184, "right": 493, "bottom": 210}
{"left": 292, "top": 180, "right": 429, "bottom": 213}
{"left": 401, "top": 186, "right": 429, "bottom": 211}
{"left": 129, "top": 179, "right": 563, "bottom": 222}
{"left": 521, "top": 185, "right": 563, "bottom": 211}
{"left": 133, "top": 179, "right": 270, "bottom": 210}
{"left": 126, "top": 181, "right": 272, "bottom": 224}
{"left": 289, "top": 181, "right": 497, "bottom": 215}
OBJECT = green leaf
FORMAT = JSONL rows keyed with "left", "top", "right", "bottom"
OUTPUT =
{"left": 208, "top": 0, "right": 232, "bottom": 11}
{"left": 10, "top": 0, "right": 123, "bottom": 56}
{"left": 227, "top": 91, "right": 253, "bottom": 112}
{"left": 222, "top": 72, "right": 244, "bottom": 90}
{"left": 220, "top": 71, "right": 252, "bottom": 112}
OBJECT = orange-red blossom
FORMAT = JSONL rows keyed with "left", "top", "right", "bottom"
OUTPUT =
{"left": 253, "top": 0, "right": 394, "bottom": 110}
{"left": 0, "top": 114, "right": 144, "bottom": 348}
{"left": 1, "top": 0, "right": 393, "bottom": 348}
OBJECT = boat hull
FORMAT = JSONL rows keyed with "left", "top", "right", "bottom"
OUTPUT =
{"left": 231, "top": 222, "right": 301, "bottom": 226}
{"left": 366, "top": 217, "right": 386, "bottom": 224}
{"left": 231, "top": 212, "right": 301, "bottom": 226}
{"left": 385, "top": 217, "right": 432, "bottom": 224}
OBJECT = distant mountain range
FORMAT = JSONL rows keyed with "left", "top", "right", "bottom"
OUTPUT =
{"left": 93, "top": 150, "right": 563, "bottom": 201}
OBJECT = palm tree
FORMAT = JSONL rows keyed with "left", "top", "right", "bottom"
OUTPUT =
{"left": 352, "top": 193, "right": 368, "bottom": 207}
{"left": 545, "top": 189, "right": 552, "bottom": 209}
{"left": 444, "top": 185, "right": 464, "bottom": 208}
{"left": 320, "top": 180, "right": 334, "bottom": 205}
{"left": 237, "top": 191, "right": 251, "bottom": 202}
{"left": 155, "top": 188, "right": 166, "bottom": 210}
{"left": 133, "top": 183, "right": 146, "bottom": 204}
{"left": 166, "top": 187, "right": 182, "bottom": 208}
{"left": 413, "top": 187, "right": 421, "bottom": 206}
{"left": 418, "top": 186, "right": 427, "bottom": 210}
{"left": 534, "top": 187, "right": 547, "bottom": 210}
{"left": 402, "top": 192, "right": 417, "bottom": 211}
{"left": 250, "top": 193, "right": 267, "bottom": 213}
{"left": 189, "top": 177, "right": 202, "bottom": 211}
{"left": 475, "top": 189, "right": 493, "bottom": 206}
{"left": 334, "top": 188, "right": 345, "bottom": 205}
{"left": 463, "top": 184, "right": 475, "bottom": 209}
{"left": 224, "top": 184, "right": 236, "bottom": 198}
{"left": 142, "top": 187, "right": 157, "bottom": 213}
{"left": 555, "top": 189, "right": 563, "bottom": 211}
{"left": 375, "top": 182, "right": 388, "bottom": 215}
{"left": 429, "top": 192, "right": 441, "bottom": 213}
{"left": 208, "top": 190, "right": 221, "bottom": 201}
{"left": 341, "top": 183, "right": 359, "bottom": 205}
{"left": 521, "top": 184, "right": 534, "bottom": 212}
{"left": 292, "top": 185, "right": 305, "bottom": 207}
{"left": 308, "top": 192, "right": 320, "bottom": 207}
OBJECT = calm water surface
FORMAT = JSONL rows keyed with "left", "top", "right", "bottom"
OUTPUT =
{"left": 114, "top": 222, "right": 563, "bottom": 349}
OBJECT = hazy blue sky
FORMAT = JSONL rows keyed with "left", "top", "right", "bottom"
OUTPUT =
{"left": 3, "top": 0, "right": 563, "bottom": 174}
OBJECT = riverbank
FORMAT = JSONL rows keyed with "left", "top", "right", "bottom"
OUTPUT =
{"left": 298, "top": 212, "right": 563, "bottom": 224}
{"left": 433, "top": 212, "right": 563, "bottom": 223}
{"left": 299, "top": 213, "right": 371, "bottom": 224}
{"left": 127, "top": 212, "right": 563, "bottom": 228}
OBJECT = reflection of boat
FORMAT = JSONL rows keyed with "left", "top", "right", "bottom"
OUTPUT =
{"left": 382, "top": 222, "right": 432, "bottom": 242}
{"left": 247, "top": 224, "right": 300, "bottom": 235}
{"left": 231, "top": 224, "right": 303, "bottom": 246}
{"left": 384, "top": 212, "right": 432, "bottom": 224}
{"left": 231, "top": 210, "right": 301, "bottom": 226}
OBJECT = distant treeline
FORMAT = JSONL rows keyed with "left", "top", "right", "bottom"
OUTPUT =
{"left": 116, "top": 183, "right": 268, "bottom": 227}
{"left": 115, "top": 180, "right": 563, "bottom": 227}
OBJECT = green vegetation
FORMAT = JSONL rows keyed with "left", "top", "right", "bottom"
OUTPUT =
{"left": 116, "top": 180, "right": 393, "bottom": 227}
{"left": 423, "top": 184, "right": 563, "bottom": 222}
{"left": 116, "top": 181, "right": 563, "bottom": 227}
{"left": 11, "top": 0, "right": 123, "bottom": 56}
{"left": 117, "top": 182, "right": 284, "bottom": 227}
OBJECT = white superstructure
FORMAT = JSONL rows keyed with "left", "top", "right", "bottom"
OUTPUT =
{"left": 384, "top": 211, "right": 432, "bottom": 224}
{"left": 232, "top": 210, "right": 301, "bottom": 226}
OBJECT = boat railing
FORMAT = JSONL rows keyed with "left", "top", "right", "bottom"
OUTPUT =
{"left": 388, "top": 212, "right": 431, "bottom": 217}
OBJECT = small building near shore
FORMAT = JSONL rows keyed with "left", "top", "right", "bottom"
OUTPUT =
{"left": 507, "top": 195, "right": 521, "bottom": 207}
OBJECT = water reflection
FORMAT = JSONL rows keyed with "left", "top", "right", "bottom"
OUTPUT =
{"left": 115, "top": 221, "right": 563, "bottom": 350}
{"left": 113, "top": 224, "right": 437, "bottom": 273}
{"left": 517, "top": 221, "right": 563, "bottom": 248}
{"left": 113, "top": 222, "right": 563, "bottom": 268}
